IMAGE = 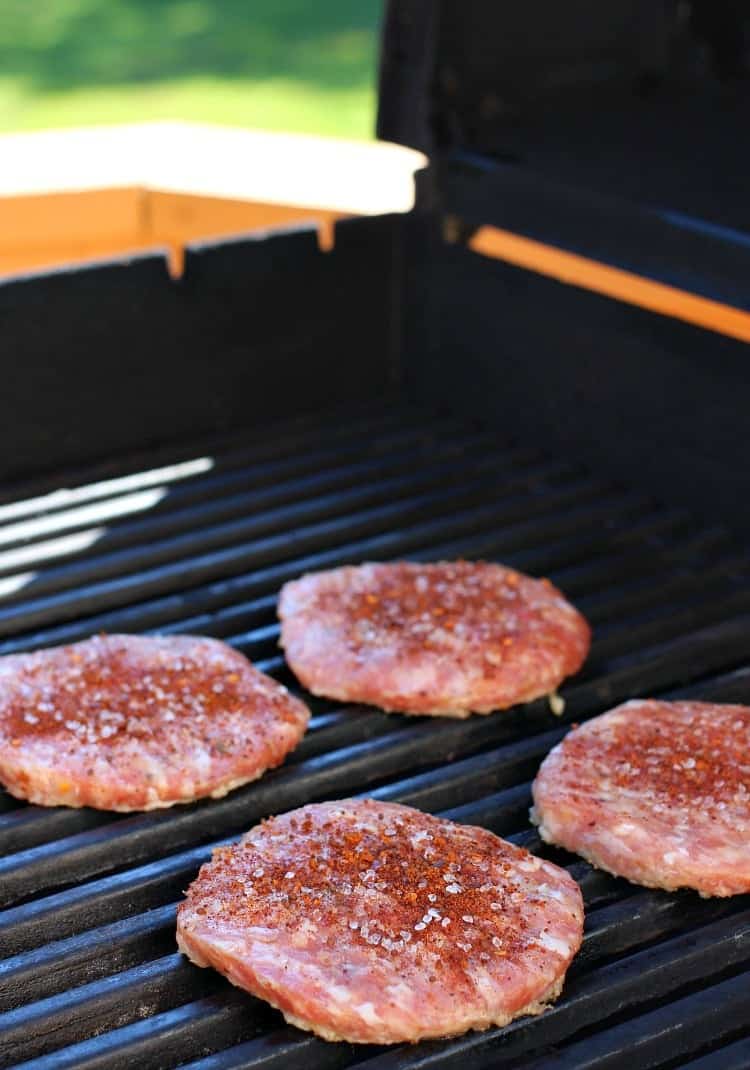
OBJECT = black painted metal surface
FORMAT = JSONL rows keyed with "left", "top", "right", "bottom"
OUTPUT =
{"left": 402, "top": 208, "right": 750, "bottom": 535}
{"left": 0, "top": 401, "right": 748, "bottom": 1069}
{"left": 0, "top": 216, "right": 402, "bottom": 485}
{"left": 379, "top": 1, "right": 750, "bottom": 231}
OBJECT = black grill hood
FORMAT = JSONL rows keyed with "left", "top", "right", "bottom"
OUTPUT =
{"left": 378, "top": 0, "right": 750, "bottom": 233}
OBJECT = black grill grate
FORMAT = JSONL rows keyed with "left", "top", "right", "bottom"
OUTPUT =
{"left": 0, "top": 402, "right": 748, "bottom": 1070}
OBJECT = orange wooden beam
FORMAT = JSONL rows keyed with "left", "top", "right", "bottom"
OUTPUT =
{"left": 0, "top": 188, "right": 344, "bottom": 280}
{"left": 465, "top": 222, "right": 750, "bottom": 345}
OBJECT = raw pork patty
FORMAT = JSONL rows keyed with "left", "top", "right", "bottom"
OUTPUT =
{"left": 0, "top": 634, "right": 309, "bottom": 811}
{"left": 278, "top": 561, "right": 590, "bottom": 716}
{"left": 177, "top": 798, "right": 584, "bottom": 1044}
{"left": 532, "top": 699, "right": 750, "bottom": 897}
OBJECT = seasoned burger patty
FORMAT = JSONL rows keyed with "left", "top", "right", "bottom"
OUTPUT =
{"left": 177, "top": 799, "right": 584, "bottom": 1044}
{"left": 0, "top": 634, "right": 309, "bottom": 811}
{"left": 532, "top": 700, "right": 750, "bottom": 897}
{"left": 278, "top": 561, "right": 590, "bottom": 716}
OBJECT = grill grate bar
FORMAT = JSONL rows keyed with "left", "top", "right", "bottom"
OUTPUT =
{"left": 8, "top": 992, "right": 275, "bottom": 1070}
{"left": 180, "top": 1030, "right": 351, "bottom": 1070}
{"left": 569, "top": 548, "right": 748, "bottom": 623}
{"left": 521, "top": 971, "right": 750, "bottom": 1070}
{"left": 0, "top": 957, "right": 251, "bottom": 1070}
{"left": 0, "top": 902, "right": 178, "bottom": 1013}
{"left": 680, "top": 1035, "right": 750, "bottom": 1070}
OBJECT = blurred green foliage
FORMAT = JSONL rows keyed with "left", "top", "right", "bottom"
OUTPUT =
{"left": 0, "top": 0, "right": 381, "bottom": 137}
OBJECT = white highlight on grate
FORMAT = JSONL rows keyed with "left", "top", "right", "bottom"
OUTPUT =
{"left": 0, "top": 527, "right": 106, "bottom": 575}
{"left": 0, "top": 571, "right": 37, "bottom": 599}
{"left": 0, "top": 456, "right": 214, "bottom": 525}
{"left": 0, "top": 488, "right": 170, "bottom": 547}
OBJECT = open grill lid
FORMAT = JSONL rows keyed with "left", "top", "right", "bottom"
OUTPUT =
{"left": 377, "top": 0, "right": 750, "bottom": 234}
{"left": 376, "top": 1, "right": 750, "bottom": 536}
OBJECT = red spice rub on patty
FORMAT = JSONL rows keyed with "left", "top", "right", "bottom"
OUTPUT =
{"left": 0, "top": 634, "right": 309, "bottom": 811}
{"left": 532, "top": 699, "right": 750, "bottom": 897}
{"left": 278, "top": 561, "right": 590, "bottom": 717}
{"left": 176, "top": 799, "right": 584, "bottom": 1044}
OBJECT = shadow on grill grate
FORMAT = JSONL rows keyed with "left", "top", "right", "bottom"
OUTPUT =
{"left": 0, "top": 402, "right": 748, "bottom": 1070}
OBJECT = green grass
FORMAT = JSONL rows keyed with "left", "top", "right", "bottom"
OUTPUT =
{"left": 0, "top": 0, "right": 382, "bottom": 138}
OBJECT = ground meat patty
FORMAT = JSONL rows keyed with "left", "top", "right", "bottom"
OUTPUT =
{"left": 278, "top": 561, "right": 590, "bottom": 717}
{"left": 176, "top": 799, "right": 583, "bottom": 1044}
{"left": 0, "top": 634, "right": 309, "bottom": 811}
{"left": 532, "top": 699, "right": 750, "bottom": 897}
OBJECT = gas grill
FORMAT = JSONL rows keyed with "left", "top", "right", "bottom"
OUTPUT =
{"left": 1, "top": 2, "right": 750, "bottom": 1066}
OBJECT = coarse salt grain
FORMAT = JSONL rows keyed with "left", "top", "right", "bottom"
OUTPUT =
{"left": 548, "top": 692, "right": 565, "bottom": 716}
